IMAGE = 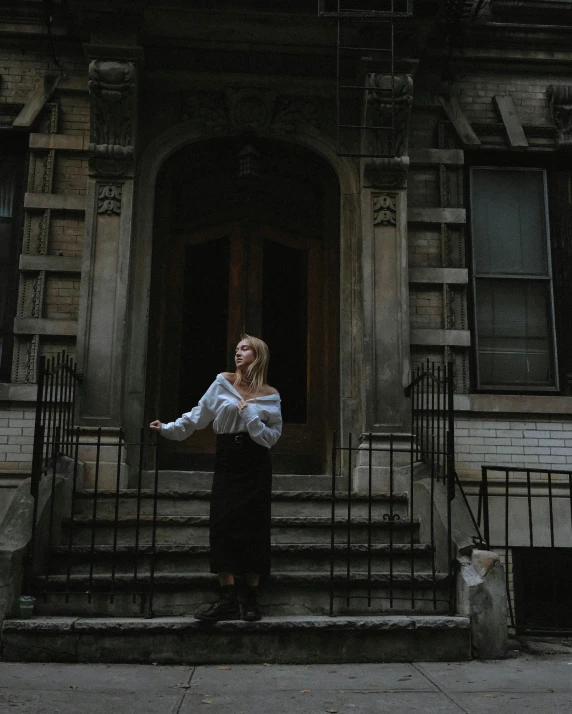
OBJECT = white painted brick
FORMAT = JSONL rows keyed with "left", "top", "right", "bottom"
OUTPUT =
{"left": 550, "top": 448, "right": 572, "bottom": 456}
{"left": 482, "top": 421, "right": 511, "bottom": 429}
{"left": 7, "top": 453, "right": 32, "bottom": 462}
{"left": 496, "top": 430, "right": 519, "bottom": 438}
{"left": 520, "top": 455, "right": 540, "bottom": 464}
{"left": 19, "top": 444, "right": 34, "bottom": 454}
{"left": 546, "top": 456, "right": 567, "bottom": 465}
{"left": 511, "top": 438, "right": 537, "bottom": 446}
{"left": 22, "top": 428, "right": 35, "bottom": 437}
{"left": 510, "top": 422, "right": 532, "bottom": 430}
{"left": 8, "top": 419, "right": 34, "bottom": 428}
{"left": 498, "top": 446, "right": 523, "bottom": 454}
{"left": 455, "top": 445, "right": 471, "bottom": 453}
{"left": 494, "top": 438, "right": 511, "bottom": 446}
{"left": 471, "top": 429, "right": 497, "bottom": 437}
{"left": 456, "top": 437, "right": 484, "bottom": 445}
{"left": 0, "top": 419, "right": 8, "bottom": 427}
{"left": 524, "top": 447, "right": 550, "bottom": 455}
{"left": 539, "top": 439, "right": 564, "bottom": 447}
{"left": 3, "top": 446, "right": 21, "bottom": 453}
{"left": 0, "top": 436, "right": 7, "bottom": 444}
{"left": 1, "top": 428, "right": 22, "bottom": 436}
{"left": 523, "top": 431, "right": 550, "bottom": 439}
{"left": 470, "top": 444, "right": 497, "bottom": 454}
{"left": 558, "top": 431, "right": 572, "bottom": 439}
{"left": 455, "top": 429, "right": 469, "bottom": 436}
{"left": 539, "top": 423, "right": 564, "bottom": 430}
{"left": 7, "top": 436, "right": 33, "bottom": 445}
{"left": 0, "top": 410, "right": 23, "bottom": 418}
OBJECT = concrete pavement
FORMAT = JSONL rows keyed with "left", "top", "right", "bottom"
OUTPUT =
{"left": 1, "top": 652, "right": 572, "bottom": 713}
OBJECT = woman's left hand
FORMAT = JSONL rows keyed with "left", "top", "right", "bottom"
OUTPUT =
{"left": 237, "top": 399, "right": 247, "bottom": 413}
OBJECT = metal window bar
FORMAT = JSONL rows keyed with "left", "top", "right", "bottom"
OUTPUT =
{"left": 479, "top": 465, "right": 572, "bottom": 634}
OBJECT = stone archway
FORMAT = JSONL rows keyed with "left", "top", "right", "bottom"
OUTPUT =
{"left": 123, "top": 118, "right": 363, "bottom": 472}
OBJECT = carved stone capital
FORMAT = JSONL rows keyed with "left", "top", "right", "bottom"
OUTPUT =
{"left": 363, "top": 73, "right": 413, "bottom": 158}
{"left": 547, "top": 85, "right": 572, "bottom": 150}
{"left": 373, "top": 193, "right": 397, "bottom": 226}
{"left": 363, "top": 156, "right": 409, "bottom": 190}
{"left": 88, "top": 60, "right": 136, "bottom": 176}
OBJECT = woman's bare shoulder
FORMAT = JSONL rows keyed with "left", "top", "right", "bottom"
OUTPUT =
{"left": 261, "top": 384, "right": 279, "bottom": 396}
{"left": 219, "top": 371, "right": 235, "bottom": 382}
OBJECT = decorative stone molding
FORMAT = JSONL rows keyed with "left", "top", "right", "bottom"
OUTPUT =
{"left": 182, "top": 90, "right": 321, "bottom": 136}
{"left": 363, "top": 73, "right": 413, "bottom": 157}
{"left": 97, "top": 184, "right": 122, "bottom": 215}
{"left": 373, "top": 194, "right": 397, "bottom": 226}
{"left": 547, "top": 85, "right": 572, "bottom": 150}
{"left": 363, "top": 156, "right": 410, "bottom": 190}
{"left": 88, "top": 60, "right": 136, "bottom": 176}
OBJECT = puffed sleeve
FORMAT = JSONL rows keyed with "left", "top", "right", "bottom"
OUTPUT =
{"left": 239, "top": 401, "right": 283, "bottom": 448}
{"left": 160, "top": 380, "right": 218, "bottom": 441}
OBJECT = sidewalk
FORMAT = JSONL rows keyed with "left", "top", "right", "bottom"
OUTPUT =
{"left": 1, "top": 651, "right": 572, "bottom": 714}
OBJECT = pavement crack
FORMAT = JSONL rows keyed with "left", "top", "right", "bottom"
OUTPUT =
{"left": 172, "top": 666, "right": 195, "bottom": 714}
{"left": 412, "top": 663, "right": 473, "bottom": 714}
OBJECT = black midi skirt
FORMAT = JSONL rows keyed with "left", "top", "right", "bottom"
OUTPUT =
{"left": 209, "top": 433, "right": 272, "bottom": 576}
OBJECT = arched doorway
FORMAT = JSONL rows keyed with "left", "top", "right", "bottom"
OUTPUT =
{"left": 146, "top": 137, "right": 340, "bottom": 473}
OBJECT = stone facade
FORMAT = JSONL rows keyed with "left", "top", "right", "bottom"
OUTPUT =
{"left": 0, "top": 5, "right": 571, "bottom": 632}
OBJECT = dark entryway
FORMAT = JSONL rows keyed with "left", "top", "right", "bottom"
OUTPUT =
{"left": 513, "top": 547, "right": 572, "bottom": 633}
{"left": 146, "top": 137, "right": 340, "bottom": 473}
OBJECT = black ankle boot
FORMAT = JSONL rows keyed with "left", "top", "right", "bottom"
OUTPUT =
{"left": 242, "top": 585, "right": 262, "bottom": 622}
{"left": 194, "top": 585, "right": 241, "bottom": 623}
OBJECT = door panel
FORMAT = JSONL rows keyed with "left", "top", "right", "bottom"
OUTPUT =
{"left": 159, "top": 220, "right": 330, "bottom": 473}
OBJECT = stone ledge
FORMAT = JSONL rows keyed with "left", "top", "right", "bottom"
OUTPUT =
{"left": 408, "top": 208, "right": 466, "bottom": 224}
{"left": 24, "top": 192, "right": 86, "bottom": 212}
{"left": 454, "top": 393, "right": 572, "bottom": 415}
{"left": 13, "top": 318, "right": 78, "bottom": 337}
{"left": 409, "top": 149, "right": 464, "bottom": 165}
{"left": 0, "top": 383, "right": 38, "bottom": 402}
{"left": 409, "top": 268, "right": 468, "bottom": 285}
{"left": 2, "top": 614, "right": 469, "bottom": 634}
{"left": 411, "top": 329, "right": 471, "bottom": 347}
{"left": 29, "top": 133, "right": 89, "bottom": 152}
{"left": 19, "top": 255, "right": 82, "bottom": 273}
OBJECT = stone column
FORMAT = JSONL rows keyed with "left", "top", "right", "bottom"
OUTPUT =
{"left": 355, "top": 73, "right": 413, "bottom": 493}
{"left": 75, "top": 50, "right": 139, "bottom": 486}
{"left": 77, "top": 54, "right": 137, "bottom": 427}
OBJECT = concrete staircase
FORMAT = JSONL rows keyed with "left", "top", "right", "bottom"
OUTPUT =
{"left": 1, "top": 471, "right": 471, "bottom": 663}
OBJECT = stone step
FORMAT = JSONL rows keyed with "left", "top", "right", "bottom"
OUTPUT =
{"left": 31, "top": 571, "right": 453, "bottom": 618}
{"left": 140, "top": 471, "right": 338, "bottom": 492}
{"left": 71, "top": 489, "right": 409, "bottom": 518}
{"left": 60, "top": 515, "right": 420, "bottom": 546}
{"left": 0, "top": 615, "right": 471, "bottom": 664}
{"left": 47, "top": 543, "right": 434, "bottom": 575}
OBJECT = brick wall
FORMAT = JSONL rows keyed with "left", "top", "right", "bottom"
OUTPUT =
{"left": 455, "top": 416, "right": 572, "bottom": 475}
{"left": 408, "top": 227, "right": 442, "bottom": 267}
{"left": 409, "top": 287, "right": 443, "bottom": 329}
{"left": 453, "top": 72, "right": 557, "bottom": 127}
{"left": 0, "top": 406, "right": 36, "bottom": 471}
{"left": 53, "top": 155, "right": 88, "bottom": 196}
{"left": 49, "top": 215, "right": 85, "bottom": 257}
{"left": 44, "top": 276, "right": 81, "bottom": 320}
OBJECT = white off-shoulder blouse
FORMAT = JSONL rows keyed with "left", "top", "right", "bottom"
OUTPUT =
{"left": 160, "top": 374, "right": 282, "bottom": 448}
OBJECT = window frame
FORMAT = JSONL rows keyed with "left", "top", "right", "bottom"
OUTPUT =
{"left": 469, "top": 165, "right": 560, "bottom": 393}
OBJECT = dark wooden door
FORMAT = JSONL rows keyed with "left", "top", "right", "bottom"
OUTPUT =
{"left": 156, "top": 220, "right": 335, "bottom": 473}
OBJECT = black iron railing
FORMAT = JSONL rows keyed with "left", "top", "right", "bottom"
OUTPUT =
{"left": 329, "top": 431, "right": 456, "bottom": 616}
{"left": 479, "top": 466, "right": 572, "bottom": 634}
{"left": 28, "top": 425, "right": 161, "bottom": 618}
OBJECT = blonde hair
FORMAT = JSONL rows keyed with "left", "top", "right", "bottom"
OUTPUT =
{"left": 233, "top": 334, "right": 270, "bottom": 393}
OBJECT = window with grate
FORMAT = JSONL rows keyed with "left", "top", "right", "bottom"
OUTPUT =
{"left": 470, "top": 167, "right": 558, "bottom": 390}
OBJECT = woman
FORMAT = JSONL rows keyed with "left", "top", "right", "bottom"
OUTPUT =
{"left": 150, "top": 335, "right": 282, "bottom": 622}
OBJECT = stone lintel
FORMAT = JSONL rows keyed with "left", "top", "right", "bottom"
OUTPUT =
{"left": 409, "top": 268, "right": 468, "bottom": 284}
{"left": 408, "top": 208, "right": 466, "bottom": 224}
{"left": 29, "top": 133, "right": 89, "bottom": 152}
{"left": 409, "top": 149, "right": 464, "bottom": 165}
{"left": 13, "top": 318, "right": 78, "bottom": 336}
{"left": 24, "top": 193, "right": 86, "bottom": 212}
{"left": 12, "top": 74, "right": 61, "bottom": 128}
{"left": 19, "top": 255, "right": 82, "bottom": 273}
{"left": 411, "top": 329, "right": 471, "bottom": 347}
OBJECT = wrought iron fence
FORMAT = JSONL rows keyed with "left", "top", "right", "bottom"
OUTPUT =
{"left": 478, "top": 465, "right": 572, "bottom": 634}
{"left": 28, "top": 425, "right": 161, "bottom": 618}
{"left": 328, "top": 431, "right": 456, "bottom": 616}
